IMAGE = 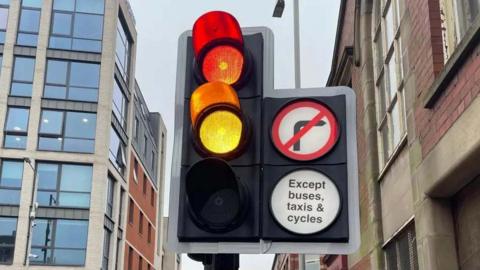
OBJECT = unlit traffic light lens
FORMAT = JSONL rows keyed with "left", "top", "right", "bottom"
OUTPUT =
{"left": 202, "top": 45, "right": 244, "bottom": 85}
{"left": 186, "top": 158, "right": 246, "bottom": 231}
{"left": 199, "top": 110, "right": 243, "bottom": 154}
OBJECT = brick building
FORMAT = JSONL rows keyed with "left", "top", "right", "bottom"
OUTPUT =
{"left": 273, "top": 0, "right": 480, "bottom": 269}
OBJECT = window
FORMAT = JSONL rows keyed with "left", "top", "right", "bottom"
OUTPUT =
{"left": 147, "top": 223, "right": 152, "bottom": 244}
{"left": 118, "top": 188, "right": 125, "bottom": 225}
{"left": 151, "top": 150, "right": 155, "bottom": 169}
{"left": 10, "top": 56, "right": 35, "bottom": 97}
{"left": 114, "top": 237, "right": 121, "bottom": 270}
{"left": 102, "top": 228, "right": 111, "bottom": 270}
{"left": 139, "top": 212, "right": 143, "bottom": 234}
{"left": 150, "top": 186, "right": 155, "bottom": 206}
{"left": 373, "top": 0, "right": 406, "bottom": 168}
{"left": 116, "top": 18, "right": 131, "bottom": 80}
{"left": 109, "top": 126, "right": 126, "bottom": 171}
{"left": 106, "top": 176, "right": 115, "bottom": 218}
{"left": 305, "top": 255, "right": 320, "bottom": 270}
{"left": 30, "top": 219, "right": 88, "bottom": 266}
{"left": 133, "top": 159, "right": 139, "bottom": 183}
{"left": 0, "top": 1, "right": 8, "bottom": 44}
{"left": 142, "top": 175, "right": 147, "bottom": 195}
{"left": 38, "top": 110, "right": 96, "bottom": 153}
{"left": 44, "top": 59, "right": 100, "bottom": 102}
{"left": 17, "top": 0, "right": 42, "bottom": 46}
{"left": 0, "top": 160, "right": 23, "bottom": 205}
{"left": 49, "top": 0, "right": 104, "bottom": 52}
{"left": 128, "top": 246, "right": 133, "bottom": 270}
{"left": 440, "top": 0, "right": 480, "bottom": 60}
{"left": 133, "top": 117, "right": 139, "bottom": 141}
{"left": 112, "top": 78, "right": 128, "bottom": 128}
{"left": 0, "top": 217, "right": 17, "bottom": 265}
{"left": 36, "top": 163, "right": 92, "bottom": 208}
{"left": 384, "top": 223, "right": 418, "bottom": 270}
{"left": 4, "top": 107, "right": 29, "bottom": 149}
{"left": 128, "top": 198, "right": 134, "bottom": 224}
{"left": 138, "top": 255, "right": 143, "bottom": 270}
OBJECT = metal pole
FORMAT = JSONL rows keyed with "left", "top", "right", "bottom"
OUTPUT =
{"left": 293, "top": 0, "right": 301, "bottom": 88}
{"left": 23, "top": 158, "right": 38, "bottom": 267}
{"left": 299, "top": 254, "right": 305, "bottom": 270}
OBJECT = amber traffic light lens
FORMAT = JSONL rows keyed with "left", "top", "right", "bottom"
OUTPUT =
{"left": 198, "top": 110, "right": 243, "bottom": 155}
{"left": 202, "top": 45, "right": 244, "bottom": 85}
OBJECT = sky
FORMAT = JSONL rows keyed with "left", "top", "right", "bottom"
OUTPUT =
{"left": 127, "top": 0, "right": 341, "bottom": 269}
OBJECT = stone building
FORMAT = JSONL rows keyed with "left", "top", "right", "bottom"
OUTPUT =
{"left": 273, "top": 0, "right": 480, "bottom": 269}
{"left": 0, "top": 0, "right": 170, "bottom": 269}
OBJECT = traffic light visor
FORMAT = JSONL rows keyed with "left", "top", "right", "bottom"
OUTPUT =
{"left": 192, "top": 11, "right": 245, "bottom": 85}
{"left": 190, "top": 81, "right": 240, "bottom": 125}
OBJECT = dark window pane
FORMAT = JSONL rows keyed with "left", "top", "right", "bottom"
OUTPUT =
{"left": 10, "top": 82, "right": 32, "bottom": 96}
{"left": 53, "top": 0, "right": 74, "bottom": 11}
{"left": 1, "top": 161, "right": 23, "bottom": 188}
{"left": 4, "top": 135, "right": 27, "bottom": 149}
{"left": 76, "top": 0, "right": 104, "bottom": 14}
{"left": 44, "top": 85, "right": 67, "bottom": 99}
{"left": 73, "top": 13, "right": 103, "bottom": 40}
{"left": 49, "top": 36, "right": 71, "bottom": 49}
{"left": 0, "top": 217, "right": 17, "bottom": 264}
{"left": 12, "top": 57, "right": 35, "bottom": 81}
{"left": 31, "top": 219, "right": 52, "bottom": 246}
{"left": 68, "top": 87, "right": 98, "bottom": 102}
{"left": 70, "top": 62, "right": 100, "bottom": 88}
{"left": 72, "top": 38, "right": 101, "bottom": 52}
{"left": 17, "top": 33, "right": 38, "bottom": 46}
{"left": 385, "top": 243, "right": 398, "bottom": 270}
{"left": 112, "top": 79, "right": 127, "bottom": 127}
{"left": 19, "top": 9, "right": 40, "bottom": 32}
{"left": 60, "top": 164, "right": 92, "bottom": 192}
{"left": 39, "top": 110, "right": 63, "bottom": 135}
{"left": 54, "top": 220, "right": 88, "bottom": 248}
{"left": 63, "top": 138, "right": 94, "bottom": 153}
{"left": 65, "top": 112, "right": 96, "bottom": 139}
{"left": 46, "top": 60, "right": 68, "bottom": 84}
{"left": 38, "top": 137, "right": 62, "bottom": 151}
{"left": 6, "top": 107, "right": 29, "bottom": 132}
{"left": 36, "top": 163, "right": 58, "bottom": 190}
{"left": 51, "top": 12, "right": 72, "bottom": 35}
{"left": 58, "top": 192, "right": 90, "bottom": 207}
{"left": 0, "top": 189, "right": 21, "bottom": 205}
{"left": 22, "top": 0, "right": 42, "bottom": 8}
{"left": 36, "top": 191, "right": 58, "bottom": 206}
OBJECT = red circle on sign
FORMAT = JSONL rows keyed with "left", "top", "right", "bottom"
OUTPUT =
{"left": 271, "top": 100, "right": 339, "bottom": 161}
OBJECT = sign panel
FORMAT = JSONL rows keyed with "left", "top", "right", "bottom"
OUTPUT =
{"left": 271, "top": 100, "right": 339, "bottom": 161}
{"left": 270, "top": 169, "right": 341, "bottom": 235}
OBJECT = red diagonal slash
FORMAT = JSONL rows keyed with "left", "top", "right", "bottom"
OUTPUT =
{"left": 280, "top": 110, "right": 326, "bottom": 152}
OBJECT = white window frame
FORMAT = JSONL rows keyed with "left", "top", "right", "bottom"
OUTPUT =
{"left": 372, "top": 0, "right": 407, "bottom": 171}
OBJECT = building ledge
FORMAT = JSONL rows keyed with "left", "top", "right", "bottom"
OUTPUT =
{"left": 423, "top": 17, "right": 480, "bottom": 108}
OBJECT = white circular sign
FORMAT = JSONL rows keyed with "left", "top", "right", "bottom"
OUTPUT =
{"left": 270, "top": 169, "right": 341, "bottom": 234}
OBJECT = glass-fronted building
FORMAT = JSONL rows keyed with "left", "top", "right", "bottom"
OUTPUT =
{"left": 0, "top": 0, "right": 167, "bottom": 269}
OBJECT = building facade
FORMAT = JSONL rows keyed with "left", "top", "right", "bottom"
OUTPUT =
{"left": 0, "top": 0, "right": 168, "bottom": 269}
{"left": 274, "top": 0, "right": 480, "bottom": 269}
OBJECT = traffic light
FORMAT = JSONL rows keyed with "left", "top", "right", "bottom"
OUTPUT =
{"left": 176, "top": 10, "right": 263, "bottom": 242}
{"left": 168, "top": 11, "right": 359, "bottom": 255}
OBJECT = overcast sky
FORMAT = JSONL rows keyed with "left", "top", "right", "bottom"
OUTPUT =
{"left": 128, "top": 0, "right": 340, "bottom": 269}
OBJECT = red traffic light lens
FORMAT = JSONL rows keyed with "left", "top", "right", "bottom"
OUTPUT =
{"left": 202, "top": 45, "right": 244, "bottom": 85}
{"left": 192, "top": 11, "right": 243, "bottom": 57}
